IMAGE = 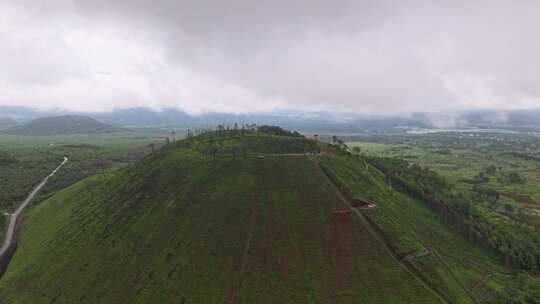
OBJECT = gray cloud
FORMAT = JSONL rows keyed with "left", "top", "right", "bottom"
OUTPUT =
{"left": 1, "top": 0, "right": 540, "bottom": 114}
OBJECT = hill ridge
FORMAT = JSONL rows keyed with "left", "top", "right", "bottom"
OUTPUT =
{"left": 0, "top": 131, "right": 536, "bottom": 302}
{"left": 0, "top": 133, "right": 442, "bottom": 303}
{"left": 5, "top": 115, "right": 120, "bottom": 136}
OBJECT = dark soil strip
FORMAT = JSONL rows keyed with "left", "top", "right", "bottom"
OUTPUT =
{"left": 470, "top": 272, "right": 493, "bottom": 290}
{"left": 332, "top": 211, "right": 352, "bottom": 304}
{"left": 229, "top": 204, "right": 258, "bottom": 304}
{"left": 501, "top": 192, "right": 537, "bottom": 205}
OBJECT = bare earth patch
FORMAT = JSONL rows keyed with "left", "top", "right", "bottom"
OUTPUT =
{"left": 501, "top": 192, "right": 538, "bottom": 205}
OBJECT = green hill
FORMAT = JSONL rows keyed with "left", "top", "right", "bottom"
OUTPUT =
{"left": 0, "top": 130, "right": 536, "bottom": 303}
{"left": 5, "top": 115, "right": 119, "bottom": 136}
{"left": 0, "top": 118, "right": 17, "bottom": 130}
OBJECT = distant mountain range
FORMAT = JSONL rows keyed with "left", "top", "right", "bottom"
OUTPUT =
{"left": 2, "top": 105, "right": 540, "bottom": 133}
{"left": 0, "top": 117, "right": 18, "bottom": 130}
{"left": 3, "top": 115, "right": 120, "bottom": 136}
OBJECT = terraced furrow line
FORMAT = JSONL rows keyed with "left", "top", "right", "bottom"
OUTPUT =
{"left": 229, "top": 202, "right": 258, "bottom": 304}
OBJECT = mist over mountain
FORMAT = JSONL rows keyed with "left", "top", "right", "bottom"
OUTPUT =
{"left": 0, "top": 106, "right": 51, "bottom": 122}
{"left": 2, "top": 106, "right": 540, "bottom": 133}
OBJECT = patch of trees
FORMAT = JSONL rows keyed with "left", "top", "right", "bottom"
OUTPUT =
{"left": 485, "top": 165, "right": 498, "bottom": 175}
{"left": 330, "top": 135, "right": 351, "bottom": 154}
{"left": 505, "top": 152, "right": 540, "bottom": 162}
{"left": 181, "top": 127, "right": 319, "bottom": 160}
{"left": 369, "top": 157, "right": 540, "bottom": 271}
{"left": 0, "top": 158, "right": 59, "bottom": 209}
{"left": 182, "top": 124, "right": 304, "bottom": 141}
{"left": 257, "top": 125, "right": 303, "bottom": 137}
{"left": 499, "top": 273, "right": 540, "bottom": 303}
{"left": 497, "top": 172, "right": 526, "bottom": 184}
{"left": 471, "top": 185, "right": 500, "bottom": 202}
{"left": 0, "top": 153, "right": 18, "bottom": 166}
{"left": 432, "top": 149, "right": 452, "bottom": 155}
{"left": 460, "top": 172, "right": 489, "bottom": 184}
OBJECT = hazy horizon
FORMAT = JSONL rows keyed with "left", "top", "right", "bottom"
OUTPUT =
{"left": 2, "top": 1, "right": 540, "bottom": 115}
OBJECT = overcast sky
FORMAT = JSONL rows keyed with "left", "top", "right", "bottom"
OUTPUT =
{"left": 1, "top": 0, "right": 539, "bottom": 114}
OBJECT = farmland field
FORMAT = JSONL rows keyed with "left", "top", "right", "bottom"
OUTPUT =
{"left": 348, "top": 132, "right": 540, "bottom": 227}
{"left": 344, "top": 131, "right": 540, "bottom": 301}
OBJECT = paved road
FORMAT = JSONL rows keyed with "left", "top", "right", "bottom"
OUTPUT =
{"left": 0, "top": 157, "right": 68, "bottom": 258}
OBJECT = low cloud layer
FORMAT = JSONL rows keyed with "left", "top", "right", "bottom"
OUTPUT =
{"left": 1, "top": 0, "right": 540, "bottom": 114}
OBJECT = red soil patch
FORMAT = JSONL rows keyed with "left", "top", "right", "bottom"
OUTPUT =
{"left": 501, "top": 192, "right": 537, "bottom": 205}
{"left": 332, "top": 210, "right": 352, "bottom": 303}
{"left": 332, "top": 210, "right": 352, "bottom": 224}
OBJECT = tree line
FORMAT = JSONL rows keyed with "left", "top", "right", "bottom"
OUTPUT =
{"left": 369, "top": 157, "right": 540, "bottom": 271}
{"left": 156, "top": 125, "right": 319, "bottom": 160}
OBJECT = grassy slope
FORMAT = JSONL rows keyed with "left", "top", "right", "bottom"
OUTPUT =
{"left": 319, "top": 155, "right": 523, "bottom": 303}
{"left": 0, "top": 135, "right": 440, "bottom": 303}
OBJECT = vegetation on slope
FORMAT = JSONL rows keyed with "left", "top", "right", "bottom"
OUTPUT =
{"left": 0, "top": 132, "right": 153, "bottom": 211}
{"left": 370, "top": 157, "right": 540, "bottom": 272}
{"left": 0, "top": 132, "right": 441, "bottom": 303}
{"left": 2, "top": 129, "right": 538, "bottom": 303}
{"left": 5, "top": 115, "right": 120, "bottom": 136}
{"left": 319, "top": 144, "right": 540, "bottom": 303}
{"left": 257, "top": 125, "right": 303, "bottom": 137}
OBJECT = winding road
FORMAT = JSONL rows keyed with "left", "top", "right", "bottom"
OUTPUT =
{"left": 0, "top": 157, "right": 68, "bottom": 258}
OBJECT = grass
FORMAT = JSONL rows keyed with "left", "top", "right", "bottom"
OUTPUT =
{"left": 0, "top": 134, "right": 441, "bottom": 303}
